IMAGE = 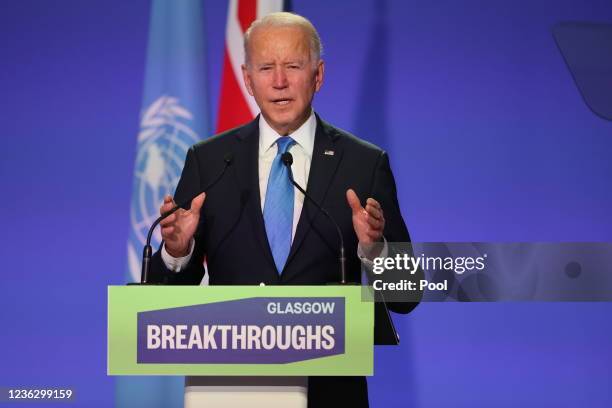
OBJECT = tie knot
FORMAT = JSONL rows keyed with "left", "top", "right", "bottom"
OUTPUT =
{"left": 276, "top": 137, "right": 295, "bottom": 155}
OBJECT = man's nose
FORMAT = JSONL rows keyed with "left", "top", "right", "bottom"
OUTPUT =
{"left": 272, "top": 67, "right": 288, "bottom": 89}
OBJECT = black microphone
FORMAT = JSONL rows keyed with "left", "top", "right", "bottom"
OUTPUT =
{"left": 138, "top": 153, "right": 234, "bottom": 284}
{"left": 281, "top": 152, "right": 348, "bottom": 285}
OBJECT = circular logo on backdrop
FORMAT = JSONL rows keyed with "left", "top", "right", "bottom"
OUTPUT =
{"left": 127, "top": 96, "right": 200, "bottom": 282}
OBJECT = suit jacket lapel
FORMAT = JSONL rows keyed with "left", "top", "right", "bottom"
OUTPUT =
{"left": 233, "top": 116, "right": 277, "bottom": 273}
{"left": 284, "top": 116, "right": 343, "bottom": 274}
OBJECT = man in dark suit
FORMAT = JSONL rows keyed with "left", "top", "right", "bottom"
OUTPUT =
{"left": 149, "top": 12, "right": 418, "bottom": 408}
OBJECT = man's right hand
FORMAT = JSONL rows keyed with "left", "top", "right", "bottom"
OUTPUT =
{"left": 159, "top": 193, "right": 205, "bottom": 258}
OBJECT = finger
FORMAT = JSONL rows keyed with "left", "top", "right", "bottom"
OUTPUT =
{"left": 366, "top": 216, "right": 383, "bottom": 230}
{"left": 365, "top": 203, "right": 383, "bottom": 220}
{"left": 364, "top": 221, "right": 383, "bottom": 237}
{"left": 170, "top": 223, "right": 181, "bottom": 237}
{"left": 161, "top": 224, "right": 183, "bottom": 240}
{"left": 190, "top": 192, "right": 206, "bottom": 213}
{"left": 161, "top": 225, "right": 175, "bottom": 237}
{"left": 366, "top": 197, "right": 381, "bottom": 209}
{"left": 160, "top": 200, "right": 177, "bottom": 215}
{"left": 162, "top": 195, "right": 176, "bottom": 208}
{"left": 346, "top": 189, "right": 363, "bottom": 214}
{"left": 159, "top": 213, "right": 177, "bottom": 227}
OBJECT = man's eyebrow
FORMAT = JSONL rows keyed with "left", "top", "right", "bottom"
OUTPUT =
{"left": 255, "top": 62, "right": 274, "bottom": 68}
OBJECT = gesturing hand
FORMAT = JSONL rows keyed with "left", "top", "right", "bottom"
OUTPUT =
{"left": 159, "top": 193, "right": 205, "bottom": 258}
{"left": 346, "top": 189, "right": 385, "bottom": 244}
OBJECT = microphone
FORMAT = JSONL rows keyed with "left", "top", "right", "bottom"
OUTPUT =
{"left": 138, "top": 153, "right": 234, "bottom": 284}
{"left": 281, "top": 152, "right": 348, "bottom": 284}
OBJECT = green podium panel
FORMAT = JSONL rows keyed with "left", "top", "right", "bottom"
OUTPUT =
{"left": 108, "top": 285, "right": 373, "bottom": 376}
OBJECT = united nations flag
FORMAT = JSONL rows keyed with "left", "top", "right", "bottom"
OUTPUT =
{"left": 126, "top": 0, "right": 209, "bottom": 283}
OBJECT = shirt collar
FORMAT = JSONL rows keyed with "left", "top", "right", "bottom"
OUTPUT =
{"left": 258, "top": 110, "right": 316, "bottom": 157}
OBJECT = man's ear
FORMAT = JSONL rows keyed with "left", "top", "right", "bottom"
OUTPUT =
{"left": 242, "top": 64, "right": 255, "bottom": 96}
{"left": 314, "top": 59, "right": 325, "bottom": 92}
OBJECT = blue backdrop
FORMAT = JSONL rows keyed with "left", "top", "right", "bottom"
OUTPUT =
{"left": 1, "top": 1, "right": 611, "bottom": 407}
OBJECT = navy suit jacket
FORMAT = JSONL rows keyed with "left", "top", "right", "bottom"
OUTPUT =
{"left": 149, "top": 114, "right": 419, "bottom": 407}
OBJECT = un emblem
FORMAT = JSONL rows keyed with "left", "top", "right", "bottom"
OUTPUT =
{"left": 127, "top": 96, "right": 200, "bottom": 282}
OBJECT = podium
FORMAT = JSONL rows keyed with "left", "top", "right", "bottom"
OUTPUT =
{"left": 108, "top": 285, "right": 374, "bottom": 407}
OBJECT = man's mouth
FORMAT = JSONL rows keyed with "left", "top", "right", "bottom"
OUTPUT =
{"left": 271, "top": 98, "right": 292, "bottom": 106}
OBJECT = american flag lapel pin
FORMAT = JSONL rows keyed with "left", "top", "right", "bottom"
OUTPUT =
{"left": 324, "top": 150, "right": 335, "bottom": 156}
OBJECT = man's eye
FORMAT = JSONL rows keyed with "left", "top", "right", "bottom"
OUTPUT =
{"left": 260, "top": 66, "right": 272, "bottom": 71}
{"left": 288, "top": 65, "right": 300, "bottom": 69}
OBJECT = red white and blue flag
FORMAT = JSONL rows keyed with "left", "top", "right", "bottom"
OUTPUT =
{"left": 216, "top": 0, "right": 286, "bottom": 132}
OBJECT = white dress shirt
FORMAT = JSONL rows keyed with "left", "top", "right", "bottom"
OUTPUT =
{"left": 162, "top": 112, "right": 316, "bottom": 271}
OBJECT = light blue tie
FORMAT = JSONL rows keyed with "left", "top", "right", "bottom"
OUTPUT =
{"left": 264, "top": 137, "right": 296, "bottom": 274}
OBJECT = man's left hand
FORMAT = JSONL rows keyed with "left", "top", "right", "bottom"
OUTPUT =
{"left": 346, "top": 189, "right": 385, "bottom": 244}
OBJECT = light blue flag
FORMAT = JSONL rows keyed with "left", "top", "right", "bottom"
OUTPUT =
{"left": 120, "top": 1, "right": 208, "bottom": 407}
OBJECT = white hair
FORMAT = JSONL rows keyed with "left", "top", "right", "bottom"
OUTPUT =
{"left": 244, "top": 12, "right": 323, "bottom": 67}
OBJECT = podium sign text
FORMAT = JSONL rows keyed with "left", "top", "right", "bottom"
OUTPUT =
{"left": 108, "top": 286, "right": 373, "bottom": 376}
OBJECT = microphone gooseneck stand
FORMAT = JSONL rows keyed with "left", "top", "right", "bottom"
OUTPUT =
{"left": 280, "top": 152, "right": 347, "bottom": 285}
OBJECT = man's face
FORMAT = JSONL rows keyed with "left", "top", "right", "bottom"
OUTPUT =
{"left": 242, "top": 26, "right": 324, "bottom": 135}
